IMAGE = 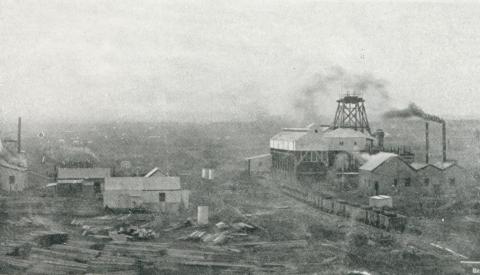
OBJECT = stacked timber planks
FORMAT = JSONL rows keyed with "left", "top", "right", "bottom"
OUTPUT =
{"left": 0, "top": 256, "right": 33, "bottom": 273}
{"left": 88, "top": 254, "right": 139, "bottom": 273}
{"left": 231, "top": 239, "right": 309, "bottom": 249}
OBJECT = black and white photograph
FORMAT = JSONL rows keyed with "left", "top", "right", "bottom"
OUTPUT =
{"left": 1, "top": 1, "right": 480, "bottom": 274}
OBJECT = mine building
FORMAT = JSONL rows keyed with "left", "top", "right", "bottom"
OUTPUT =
{"left": 56, "top": 167, "right": 112, "bottom": 194}
{"left": 0, "top": 159, "right": 28, "bottom": 192}
{"left": 103, "top": 176, "right": 190, "bottom": 213}
{"left": 432, "top": 161, "right": 467, "bottom": 197}
{"left": 359, "top": 153, "right": 417, "bottom": 196}
{"left": 270, "top": 92, "right": 380, "bottom": 185}
{"left": 0, "top": 117, "right": 28, "bottom": 192}
{"left": 411, "top": 162, "right": 443, "bottom": 196}
{"left": 245, "top": 154, "right": 272, "bottom": 176}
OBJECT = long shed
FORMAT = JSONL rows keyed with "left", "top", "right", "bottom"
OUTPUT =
{"left": 103, "top": 176, "right": 189, "bottom": 213}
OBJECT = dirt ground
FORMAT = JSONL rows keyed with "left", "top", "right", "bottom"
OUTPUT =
{"left": 0, "top": 171, "right": 477, "bottom": 274}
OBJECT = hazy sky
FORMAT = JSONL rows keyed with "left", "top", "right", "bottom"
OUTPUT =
{"left": 1, "top": 0, "right": 480, "bottom": 123}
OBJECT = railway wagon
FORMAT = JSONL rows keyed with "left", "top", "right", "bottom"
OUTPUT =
{"left": 390, "top": 214, "right": 407, "bottom": 232}
{"left": 378, "top": 212, "right": 390, "bottom": 230}
{"left": 314, "top": 196, "right": 322, "bottom": 208}
{"left": 322, "top": 196, "right": 334, "bottom": 212}
{"left": 278, "top": 185, "right": 407, "bottom": 233}
{"left": 357, "top": 206, "right": 370, "bottom": 223}
{"left": 334, "top": 200, "right": 347, "bottom": 216}
{"left": 365, "top": 207, "right": 376, "bottom": 225}
{"left": 344, "top": 202, "right": 360, "bottom": 218}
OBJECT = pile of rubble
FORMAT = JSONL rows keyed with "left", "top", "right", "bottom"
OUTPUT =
{"left": 71, "top": 214, "right": 158, "bottom": 242}
{"left": 178, "top": 221, "right": 258, "bottom": 245}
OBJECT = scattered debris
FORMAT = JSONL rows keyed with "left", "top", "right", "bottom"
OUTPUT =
{"left": 28, "top": 231, "right": 68, "bottom": 247}
{"left": 430, "top": 243, "right": 468, "bottom": 259}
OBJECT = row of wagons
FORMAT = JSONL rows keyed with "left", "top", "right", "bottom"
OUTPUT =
{"left": 281, "top": 185, "right": 407, "bottom": 232}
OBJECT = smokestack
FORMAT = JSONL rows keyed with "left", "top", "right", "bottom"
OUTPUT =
{"left": 425, "top": 122, "right": 429, "bottom": 163}
{"left": 375, "top": 129, "right": 384, "bottom": 149}
{"left": 17, "top": 117, "right": 21, "bottom": 153}
{"left": 442, "top": 121, "right": 447, "bottom": 162}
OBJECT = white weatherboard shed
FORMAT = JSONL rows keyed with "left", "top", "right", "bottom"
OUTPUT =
{"left": 104, "top": 177, "right": 189, "bottom": 213}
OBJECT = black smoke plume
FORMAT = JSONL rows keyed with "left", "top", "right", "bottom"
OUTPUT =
{"left": 383, "top": 103, "right": 444, "bottom": 123}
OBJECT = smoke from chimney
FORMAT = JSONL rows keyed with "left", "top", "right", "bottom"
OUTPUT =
{"left": 383, "top": 103, "right": 444, "bottom": 123}
{"left": 384, "top": 103, "right": 447, "bottom": 162}
{"left": 294, "top": 66, "right": 391, "bottom": 123}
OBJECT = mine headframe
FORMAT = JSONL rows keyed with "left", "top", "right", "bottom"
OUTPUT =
{"left": 332, "top": 92, "right": 371, "bottom": 134}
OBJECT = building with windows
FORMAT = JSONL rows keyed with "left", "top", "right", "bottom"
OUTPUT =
{"left": 57, "top": 167, "right": 111, "bottom": 194}
{"left": 433, "top": 161, "right": 467, "bottom": 197}
{"left": 103, "top": 176, "right": 189, "bottom": 213}
{"left": 359, "top": 153, "right": 417, "bottom": 196}
{"left": 411, "top": 162, "right": 443, "bottom": 196}
{"left": 0, "top": 159, "right": 27, "bottom": 192}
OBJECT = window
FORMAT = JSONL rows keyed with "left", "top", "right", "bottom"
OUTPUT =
{"left": 94, "top": 182, "right": 101, "bottom": 193}
{"left": 159, "top": 192, "right": 166, "bottom": 202}
{"left": 339, "top": 141, "right": 344, "bottom": 145}
{"left": 449, "top": 178, "right": 456, "bottom": 185}
{"left": 404, "top": 178, "right": 411, "bottom": 187}
{"left": 393, "top": 179, "right": 398, "bottom": 187}
{"left": 354, "top": 141, "right": 357, "bottom": 145}
{"left": 424, "top": 178, "right": 430, "bottom": 186}
{"left": 9, "top": 176, "right": 15, "bottom": 185}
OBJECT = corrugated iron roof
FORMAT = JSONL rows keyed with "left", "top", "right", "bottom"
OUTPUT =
{"left": 359, "top": 152, "right": 399, "bottom": 171}
{"left": 57, "top": 168, "right": 111, "bottom": 179}
{"left": 410, "top": 162, "right": 429, "bottom": 170}
{"left": 433, "top": 161, "right": 457, "bottom": 170}
{"left": 105, "top": 176, "right": 181, "bottom": 191}
{"left": 410, "top": 162, "right": 442, "bottom": 171}
{"left": 144, "top": 167, "right": 166, "bottom": 178}
{"left": 244, "top": 154, "right": 271, "bottom": 160}
{"left": 270, "top": 130, "right": 308, "bottom": 142}
{"left": 0, "top": 158, "right": 27, "bottom": 171}
{"left": 324, "top": 128, "right": 373, "bottom": 139}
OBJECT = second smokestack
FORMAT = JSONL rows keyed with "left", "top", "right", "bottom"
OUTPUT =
{"left": 425, "top": 122, "right": 429, "bottom": 163}
{"left": 17, "top": 117, "right": 21, "bottom": 153}
{"left": 442, "top": 121, "right": 447, "bottom": 162}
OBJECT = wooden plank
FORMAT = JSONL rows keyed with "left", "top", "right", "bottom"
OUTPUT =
{"left": 231, "top": 240, "right": 308, "bottom": 249}
{"left": 0, "top": 256, "right": 33, "bottom": 271}
{"left": 178, "top": 260, "right": 257, "bottom": 269}
{"left": 50, "top": 244, "right": 101, "bottom": 257}
{"left": 30, "top": 247, "right": 96, "bottom": 263}
{"left": 430, "top": 243, "right": 468, "bottom": 259}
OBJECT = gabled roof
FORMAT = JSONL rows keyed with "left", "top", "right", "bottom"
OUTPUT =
{"left": 105, "top": 176, "right": 181, "bottom": 191}
{"left": 270, "top": 130, "right": 309, "bottom": 142}
{"left": 144, "top": 167, "right": 166, "bottom": 178}
{"left": 57, "top": 168, "right": 111, "bottom": 179}
{"left": 0, "top": 158, "right": 27, "bottom": 172}
{"left": 410, "top": 162, "right": 442, "bottom": 171}
{"left": 57, "top": 179, "right": 84, "bottom": 184}
{"left": 359, "top": 152, "right": 401, "bottom": 172}
{"left": 433, "top": 161, "right": 458, "bottom": 170}
{"left": 323, "top": 128, "right": 373, "bottom": 139}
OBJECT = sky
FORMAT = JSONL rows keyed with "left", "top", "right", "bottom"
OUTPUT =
{"left": 1, "top": 0, "right": 480, "bottom": 124}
